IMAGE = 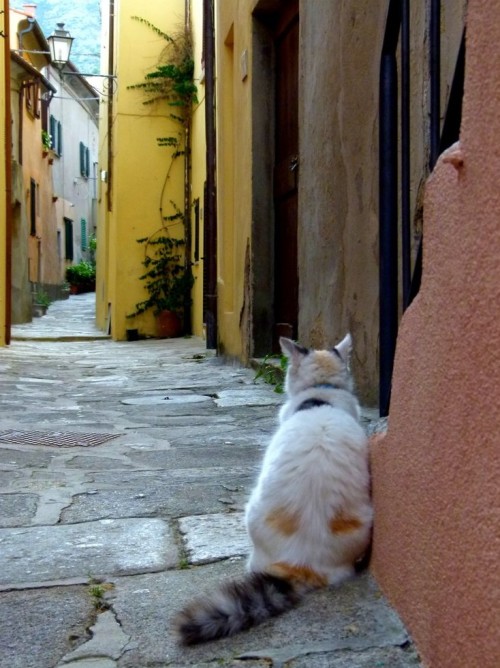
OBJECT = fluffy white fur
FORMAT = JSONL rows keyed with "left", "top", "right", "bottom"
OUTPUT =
{"left": 174, "top": 334, "right": 373, "bottom": 644}
{"left": 245, "top": 334, "right": 373, "bottom": 585}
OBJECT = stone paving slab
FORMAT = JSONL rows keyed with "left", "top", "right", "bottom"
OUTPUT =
{"left": 11, "top": 294, "right": 109, "bottom": 341}
{"left": 0, "top": 585, "right": 93, "bottom": 668}
{"left": 61, "top": 475, "right": 253, "bottom": 523}
{"left": 179, "top": 512, "right": 251, "bottom": 564}
{"left": 0, "top": 492, "right": 38, "bottom": 527}
{"left": 215, "top": 387, "right": 283, "bottom": 407}
{"left": 60, "top": 610, "right": 131, "bottom": 665}
{"left": 107, "top": 563, "right": 414, "bottom": 667}
{"left": 0, "top": 518, "right": 178, "bottom": 587}
{"left": 0, "top": 295, "right": 421, "bottom": 667}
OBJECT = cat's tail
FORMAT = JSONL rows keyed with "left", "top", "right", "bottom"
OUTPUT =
{"left": 173, "top": 571, "right": 306, "bottom": 645}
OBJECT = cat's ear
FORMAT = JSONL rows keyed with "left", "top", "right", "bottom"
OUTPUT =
{"left": 279, "top": 337, "right": 309, "bottom": 362}
{"left": 334, "top": 333, "right": 352, "bottom": 364}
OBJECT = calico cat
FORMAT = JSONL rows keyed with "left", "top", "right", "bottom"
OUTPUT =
{"left": 174, "top": 334, "right": 373, "bottom": 645}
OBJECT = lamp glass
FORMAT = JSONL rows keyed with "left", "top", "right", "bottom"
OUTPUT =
{"left": 47, "top": 23, "right": 74, "bottom": 69}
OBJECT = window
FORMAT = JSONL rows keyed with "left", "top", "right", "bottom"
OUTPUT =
{"left": 30, "top": 178, "right": 37, "bottom": 236}
{"left": 79, "top": 142, "right": 90, "bottom": 178}
{"left": 64, "top": 218, "right": 74, "bottom": 260}
{"left": 50, "top": 115, "right": 63, "bottom": 155}
{"left": 41, "top": 97, "right": 49, "bottom": 134}
{"left": 81, "top": 219, "right": 87, "bottom": 251}
{"left": 25, "top": 80, "right": 41, "bottom": 118}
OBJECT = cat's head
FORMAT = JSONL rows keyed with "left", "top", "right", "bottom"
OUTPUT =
{"left": 279, "top": 334, "right": 354, "bottom": 396}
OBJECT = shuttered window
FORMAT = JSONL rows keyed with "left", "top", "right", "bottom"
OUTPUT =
{"left": 81, "top": 219, "right": 87, "bottom": 251}
{"left": 49, "top": 115, "right": 63, "bottom": 155}
{"left": 64, "top": 218, "right": 74, "bottom": 261}
{"left": 79, "top": 142, "right": 90, "bottom": 178}
{"left": 57, "top": 121, "right": 62, "bottom": 155}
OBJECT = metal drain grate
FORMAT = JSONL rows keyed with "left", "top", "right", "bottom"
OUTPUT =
{"left": 0, "top": 430, "right": 120, "bottom": 448}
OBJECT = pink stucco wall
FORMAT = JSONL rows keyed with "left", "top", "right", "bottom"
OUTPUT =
{"left": 371, "top": 2, "right": 500, "bottom": 666}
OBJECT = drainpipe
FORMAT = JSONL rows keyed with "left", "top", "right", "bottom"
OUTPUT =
{"left": 203, "top": 0, "right": 217, "bottom": 350}
{"left": 106, "top": 0, "right": 114, "bottom": 211}
{"left": 379, "top": 0, "right": 401, "bottom": 417}
{"left": 183, "top": 0, "right": 192, "bottom": 335}
{"left": 4, "top": 0, "right": 12, "bottom": 344}
{"left": 429, "top": 0, "right": 440, "bottom": 170}
{"left": 18, "top": 16, "right": 35, "bottom": 53}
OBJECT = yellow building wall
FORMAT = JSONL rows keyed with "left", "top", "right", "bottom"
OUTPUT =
{"left": 0, "top": 3, "right": 7, "bottom": 345}
{"left": 215, "top": 0, "right": 256, "bottom": 360}
{"left": 97, "top": 0, "right": 190, "bottom": 340}
{"left": 10, "top": 13, "right": 53, "bottom": 292}
{"left": 189, "top": 0, "right": 206, "bottom": 339}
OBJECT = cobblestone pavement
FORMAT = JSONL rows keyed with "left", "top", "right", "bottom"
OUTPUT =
{"left": 0, "top": 294, "right": 421, "bottom": 667}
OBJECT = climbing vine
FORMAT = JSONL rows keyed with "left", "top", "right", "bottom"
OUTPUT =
{"left": 127, "top": 16, "right": 198, "bottom": 330}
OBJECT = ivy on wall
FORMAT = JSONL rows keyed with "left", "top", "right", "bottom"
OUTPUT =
{"left": 127, "top": 16, "right": 198, "bottom": 330}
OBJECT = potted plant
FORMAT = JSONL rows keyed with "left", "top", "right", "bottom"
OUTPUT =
{"left": 128, "top": 233, "right": 194, "bottom": 338}
{"left": 32, "top": 290, "right": 51, "bottom": 317}
{"left": 128, "top": 18, "right": 197, "bottom": 338}
{"left": 65, "top": 261, "right": 96, "bottom": 294}
{"left": 41, "top": 130, "right": 52, "bottom": 157}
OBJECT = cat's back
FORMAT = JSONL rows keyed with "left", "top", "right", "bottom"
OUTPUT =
{"left": 270, "top": 402, "right": 368, "bottom": 470}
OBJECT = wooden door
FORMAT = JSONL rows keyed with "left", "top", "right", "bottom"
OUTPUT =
{"left": 273, "top": 1, "right": 299, "bottom": 347}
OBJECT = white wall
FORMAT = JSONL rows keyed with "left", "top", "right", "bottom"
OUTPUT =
{"left": 44, "top": 65, "right": 99, "bottom": 268}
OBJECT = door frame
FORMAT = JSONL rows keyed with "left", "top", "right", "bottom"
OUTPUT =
{"left": 251, "top": 0, "right": 299, "bottom": 357}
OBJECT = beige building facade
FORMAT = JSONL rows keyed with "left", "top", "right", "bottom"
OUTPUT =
{"left": 214, "top": 0, "right": 465, "bottom": 405}
{"left": 0, "top": 0, "right": 8, "bottom": 345}
{"left": 5, "top": 7, "right": 98, "bottom": 327}
{"left": 9, "top": 9, "right": 56, "bottom": 323}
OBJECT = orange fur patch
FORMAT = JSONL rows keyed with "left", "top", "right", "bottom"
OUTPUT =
{"left": 265, "top": 507, "right": 300, "bottom": 536}
{"left": 314, "top": 350, "right": 342, "bottom": 375}
{"left": 329, "top": 513, "right": 363, "bottom": 534}
{"left": 269, "top": 561, "right": 327, "bottom": 587}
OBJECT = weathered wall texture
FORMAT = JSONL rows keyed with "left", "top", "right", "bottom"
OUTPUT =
{"left": 215, "top": 0, "right": 255, "bottom": 359}
{"left": 213, "top": 1, "right": 466, "bottom": 398}
{"left": 298, "top": 1, "right": 387, "bottom": 405}
{"left": 0, "top": 2, "right": 7, "bottom": 344}
{"left": 189, "top": 0, "right": 206, "bottom": 339}
{"left": 371, "top": 1, "right": 500, "bottom": 665}
{"left": 9, "top": 13, "right": 56, "bottom": 319}
{"left": 298, "top": 0, "right": 465, "bottom": 405}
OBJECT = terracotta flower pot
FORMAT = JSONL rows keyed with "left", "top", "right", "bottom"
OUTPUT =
{"left": 156, "top": 310, "right": 182, "bottom": 338}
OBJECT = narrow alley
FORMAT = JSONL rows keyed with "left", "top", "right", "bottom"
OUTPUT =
{"left": 0, "top": 295, "right": 419, "bottom": 667}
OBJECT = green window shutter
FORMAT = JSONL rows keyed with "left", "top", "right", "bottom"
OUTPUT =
{"left": 57, "top": 121, "right": 63, "bottom": 155}
{"left": 85, "top": 147, "right": 90, "bottom": 177}
{"left": 81, "top": 219, "right": 87, "bottom": 251}
{"left": 49, "top": 115, "right": 56, "bottom": 149}
{"left": 79, "top": 142, "right": 85, "bottom": 176}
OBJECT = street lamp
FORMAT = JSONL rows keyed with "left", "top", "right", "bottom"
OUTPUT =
{"left": 47, "top": 23, "right": 74, "bottom": 70}
{"left": 46, "top": 22, "right": 116, "bottom": 89}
